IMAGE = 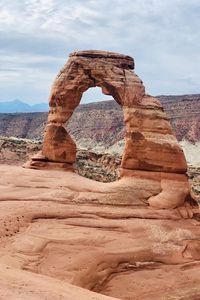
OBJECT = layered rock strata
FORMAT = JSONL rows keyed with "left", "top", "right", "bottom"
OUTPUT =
{"left": 26, "top": 50, "right": 189, "bottom": 209}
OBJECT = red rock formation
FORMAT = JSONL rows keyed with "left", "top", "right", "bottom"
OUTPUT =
{"left": 25, "top": 50, "right": 190, "bottom": 209}
{"left": 1, "top": 52, "right": 199, "bottom": 299}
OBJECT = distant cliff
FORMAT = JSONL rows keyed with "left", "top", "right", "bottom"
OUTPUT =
{"left": 0, "top": 112, "right": 47, "bottom": 140}
{"left": 158, "top": 94, "right": 200, "bottom": 143}
{"left": 0, "top": 94, "right": 199, "bottom": 145}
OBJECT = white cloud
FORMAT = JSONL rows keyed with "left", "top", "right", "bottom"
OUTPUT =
{"left": 0, "top": 0, "right": 200, "bottom": 103}
{"left": 0, "top": 7, "right": 14, "bottom": 25}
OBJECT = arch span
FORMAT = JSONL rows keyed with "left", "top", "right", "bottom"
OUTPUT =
{"left": 26, "top": 50, "right": 190, "bottom": 209}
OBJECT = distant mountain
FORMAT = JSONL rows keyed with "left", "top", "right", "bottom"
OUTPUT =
{"left": 31, "top": 103, "right": 49, "bottom": 112}
{"left": 0, "top": 99, "right": 48, "bottom": 113}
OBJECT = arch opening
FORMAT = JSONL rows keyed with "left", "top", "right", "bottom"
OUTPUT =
{"left": 81, "top": 86, "right": 112, "bottom": 104}
{"left": 67, "top": 86, "right": 125, "bottom": 182}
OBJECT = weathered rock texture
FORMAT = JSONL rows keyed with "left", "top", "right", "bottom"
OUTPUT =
{"left": 26, "top": 50, "right": 189, "bottom": 210}
{"left": 0, "top": 165, "right": 200, "bottom": 299}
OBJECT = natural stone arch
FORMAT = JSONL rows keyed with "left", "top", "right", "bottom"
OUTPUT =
{"left": 26, "top": 50, "right": 191, "bottom": 209}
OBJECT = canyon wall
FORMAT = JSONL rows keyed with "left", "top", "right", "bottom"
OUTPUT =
{"left": 0, "top": 94, "right": 199, "bottom": 145}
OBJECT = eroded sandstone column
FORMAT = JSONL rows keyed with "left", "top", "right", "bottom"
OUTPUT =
{"left": 121, "top": 98, "right": 187, "bottom": 174}
{"left": 25, "top": 50, "right": 190, "bottom": 209}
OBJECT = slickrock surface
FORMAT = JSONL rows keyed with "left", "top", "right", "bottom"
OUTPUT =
{"left": 0, "top": 164, "right": 200, "bottom": 299}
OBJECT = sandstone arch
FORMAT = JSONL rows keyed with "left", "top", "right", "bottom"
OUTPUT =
{"left": 26, "top": 50, "right": 191, "bottom": 209}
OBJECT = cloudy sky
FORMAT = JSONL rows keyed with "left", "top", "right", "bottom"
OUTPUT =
{"left": 0, "top": 0, "right": 200, "bottom": 104}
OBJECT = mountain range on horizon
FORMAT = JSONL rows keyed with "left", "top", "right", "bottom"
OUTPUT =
{"left": 0, "top": 99, "right": 49, "bottom": 113}
{"left": 0, "top": 93, "right": 200, "bottom": 113}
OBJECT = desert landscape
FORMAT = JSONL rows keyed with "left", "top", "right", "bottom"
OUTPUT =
{"left": 0, "top": 50, "right": 200, "bottom": 300}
